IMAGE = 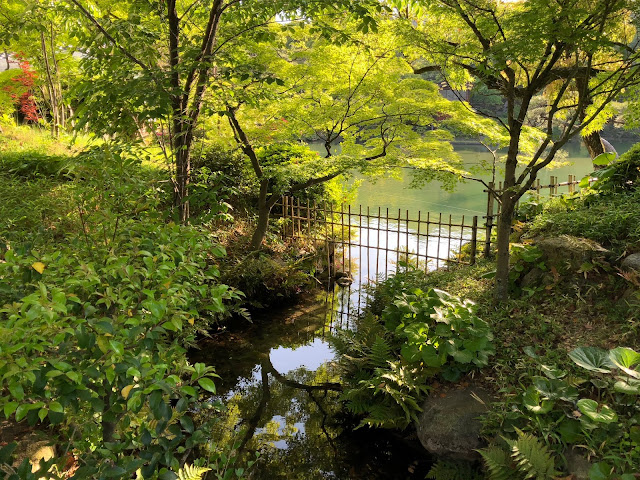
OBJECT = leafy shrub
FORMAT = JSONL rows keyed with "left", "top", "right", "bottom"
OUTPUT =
{"left": 221, "top": 253, "right": 311, "bottom": 309}
{"left": 333, "top": 270, "right": 494, "bottom": 429}
{"left": 584, "top": 143, "right": 640, "bottom": 192}
{"left": 526, "top": 190, "right": 640, "bottom": 250}
{"left": 0, "top": 150, "right": 69, "bottom": 179}
{"left": 0, "top": 142, "right": 250, "bottom": 479}
{"left": 483, "top": 345, "right": 640, "bottom": 478}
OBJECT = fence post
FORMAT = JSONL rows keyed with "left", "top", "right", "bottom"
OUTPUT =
{"left": 471, "top": 216, "right": 478, "bottom": 265}
{"left": 550, "top": 176, "right": 556, "bottom": 197}
{"left": 484, "top": 182, "right": 495, "bottom": 257}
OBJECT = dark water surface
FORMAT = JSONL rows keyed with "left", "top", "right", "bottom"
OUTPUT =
{"left": 190, "top": 292, "right": 433, "bottom": 479}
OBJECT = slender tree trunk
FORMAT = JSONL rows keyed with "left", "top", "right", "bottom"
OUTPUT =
{"left": 40, "top": 32, "right": 58, "bottom": 137}
{"left": 250, "top": 180, "right": 271, "bottom": 249}
{"left": 3, "top": 50, "right": 9, "bottom": 71}
{"left": 494, "top": 198, "right": 515, "bottom": 301}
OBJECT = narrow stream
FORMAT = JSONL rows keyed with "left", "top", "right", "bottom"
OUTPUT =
{"left": 190, "top": 140, "right": 635, "bottom": 478}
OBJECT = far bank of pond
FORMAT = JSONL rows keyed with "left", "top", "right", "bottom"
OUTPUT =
{"left": 350, "top": 140, "right": 636, "bottom": 219}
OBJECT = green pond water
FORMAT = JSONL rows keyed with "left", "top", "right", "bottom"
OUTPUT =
{"left": 351, "top": 140, "right": 636, "bottom": 219}
{"left": 194, "top": 138, "right": 637, "bottom": 479}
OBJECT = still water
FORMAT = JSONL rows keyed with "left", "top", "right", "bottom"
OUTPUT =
{"left": 194, "top": 139, "right": 636, "bottom": 479}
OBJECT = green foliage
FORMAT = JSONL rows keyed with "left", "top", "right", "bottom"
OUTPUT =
{"left": 174, "top": 464, "right": 211, "bottom": 480}
{"left": 484, "top": 345, "right": 640, "bottom": 478}
{"left": 333, "top": 269, "right": 493, "bottom": 429}
{"left": 0, "top": 68, "right": 23, "bottom": 118}
{"left": 426, "top": 459, "right": 483, "bottom": 480}
{"left": 582, "top": 143, "right": 640, "bottom": 193}
{"left": 0, "top": 139, "right": 251, "bottom": 478}
{"left": 221, "top": 253, "right": 311, "bottom": 310}
{"left": 526, "top": 189, "right": 640, "bottom": 251}
{"left": 479, "top": 430, "right": 559, "bottom": 480}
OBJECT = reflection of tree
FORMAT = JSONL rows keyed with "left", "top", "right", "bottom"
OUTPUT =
{"left": 203, "top": 357, "right": 346, "bottom": 480}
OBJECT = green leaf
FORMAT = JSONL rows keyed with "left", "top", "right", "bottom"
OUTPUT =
{"left": 569, "top": 347, "right": 615, "bottom": 373}
{"left": 576, "top": 399, "right": 618, "bottom": 424}
{"left": 15, "top": 404, "right": 30, "bottom": 422}
{"left": 197, "top": 377, "right": 216, "bottom": 394}
{"left": 421, "top": 345, "right": 442, "bottom": 367}
{"left": 109, "top": 340, "right": 125, "bottom": 356}
{"left": 9, "top": 383, "right": 25, "bottom": 401}
{"left": 588, "top": 462, "right": 612, "bottom": 480}
{"left": 3, "top": 401, "right": 19, "bottom": 418}
{"left": 523, "top": 386, "right": 554, "bottom": 414}
{"left": 49, "top": 401, "right": 64, "bottom": 413}
{"left": 613, "top": 377, "right": 640, "bottom": 395}
{"left": 609, "top": 347, "right": 640, "bottom": 378}
{"left": 592, "top": 152, "right": 616, "bottom": 166}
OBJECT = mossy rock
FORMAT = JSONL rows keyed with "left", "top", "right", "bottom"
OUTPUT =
{"left": 534, "top": 235, "right": 611, "bottom": 273}
{"left": 416, "top": 386, "right": 493, "bottom": 460}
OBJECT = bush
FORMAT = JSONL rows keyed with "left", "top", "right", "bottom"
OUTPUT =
{"left": 526, "top": 190, "right": 640, "bottom": 250}
{"left": 587, "top": 142, "right": 640, "bottom": 192}
{"left": 0, "top": 139, "right": 253, "bottom": 478}
{"left": 333, "top": 269, "right": 494, "bottom": 429}
{"left": 221, "top": 253, "right": 311, "bottom": 309}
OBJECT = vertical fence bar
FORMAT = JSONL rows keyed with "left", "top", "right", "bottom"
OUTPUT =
{"left": 426, "top": 212, "right": 431, "bottom": 273}
{"left": 349, "top": 205, "right": 353, "bottom": 276}
{"left": 385, "top": 208, "right": 389, "bottom": 279}
{"left": 459, "top": 215, "right": 465, "bottom": 264}
{"left": 396, "top": 209, "right": 401, "bottom": 272}
{"left": 484, "top": 182, "right": 495, "bottom": 258}
{"left": 536, "top": 179, "right": 541, "bottom": 200}
{"left": 367, "top": 206, "right": 371, "bottom": 284}
{"left": 341, "top": 203, "right": 346, "bottom": 274}
{"left": 416, "top": 211, "right": 422, "bottom": 269}
{"left": 447, "top": 214, "right": 452, "bottom": 269}
{"left": 323, "top": 201, "right": 331, "bottom": 280}
{"left": 550, "top": 176, "right": 556, "bottom": 197}
{"left": 470, "top": 216, "right": 478, "bottom": 265}
{"left": 405, "top": 210, "right": 410, "bottom": 265}
{"left": 330, "top": 201, "right": 335, "bottom": 277}
{"left": 376, "top": 207, "right": 381, "bottom": 280}
{"left": 436, "top": 213, "right": 442, "bottom": 270}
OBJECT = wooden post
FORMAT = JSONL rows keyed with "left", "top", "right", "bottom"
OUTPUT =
{"left": 484, "top": 182, "right": 495, "bottom": 258}
{"left": 550, "top": 176, "right": 556, "bottom": 197}
{"left": 470, "top": 216, "right": 478, "bottom": 265}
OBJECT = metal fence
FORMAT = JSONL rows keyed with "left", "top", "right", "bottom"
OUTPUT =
{"left": 276, "top": 196, "right": 480, "bottom": 283}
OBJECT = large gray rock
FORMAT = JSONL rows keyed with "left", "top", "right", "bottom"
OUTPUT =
{"left": 621, "top": 253, "right": 640, "bottom": 273}
{"left": 534, "top": 235, "right": 610, "bottom": 272}
{"left": 416, "top": 387, "right": 492, "bottom": 460}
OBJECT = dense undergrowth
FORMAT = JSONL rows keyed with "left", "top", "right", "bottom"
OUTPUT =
{"left": 0, "top": 126, "right": 317, "bottom": 479}
{"left": 337, "top": 146, "right": 640, "bottom": 480}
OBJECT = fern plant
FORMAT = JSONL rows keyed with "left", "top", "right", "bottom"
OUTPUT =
{"left": 332, "top": 282, "right": 494, "bottom": 430}
{"left": 479, "top": 429, "right": 560, "bottom": 480}
{"left": 426, "top": 459, "right": 484, "bottom": 480}
{"left": 174, "top": 464, "right": 211, "bottom": 480}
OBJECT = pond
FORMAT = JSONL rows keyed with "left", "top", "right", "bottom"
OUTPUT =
{"left": 191, "top": 139, "right": 636, "bottom": 479}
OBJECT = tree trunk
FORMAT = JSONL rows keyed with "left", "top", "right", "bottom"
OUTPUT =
{"left": 494, "top": 198, "right": 515, "bottom": 302}
{"left": 174, "top": 145, "right": 190, "bottom": 223}
{"left": 582, "top": 131, "right": 604, "bottom": 159}
{"left": 250, "top": 180, "right": 271, "bottom": 249}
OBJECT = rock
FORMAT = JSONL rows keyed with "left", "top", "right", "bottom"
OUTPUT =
{"left": 621, "top": 253, "right": 640, "bottom": 273}
{"left": 565, "top": 449, "right": 591, "bottom": 480}
{"left": 415, "top": 386, "right": 493, "bottom": 460}
{"left": 534, "top": 235, "right": 610, "bottom": 273}
{"left": 520, "top": 267, "right": 545, "bottom": 289}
